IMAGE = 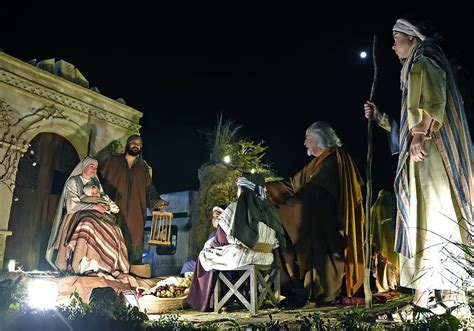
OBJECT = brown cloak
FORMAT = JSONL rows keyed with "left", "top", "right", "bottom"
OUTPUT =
{"left": 100, "top": 154, "right": 154, "bottom": 262}
{"left": 266, "top": 147, "right": 364, "bottom": 301}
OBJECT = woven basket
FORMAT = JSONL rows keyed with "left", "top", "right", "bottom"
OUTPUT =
{"left": 139, "top": 294, "right": 187, "bottom": 314}
{"left": 130, "top": 264, "right": 151, "bottom": 278}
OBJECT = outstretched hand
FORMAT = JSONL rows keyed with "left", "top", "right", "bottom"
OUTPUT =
{"left": 153, "top": 199, "right": 169, "bottom": 211}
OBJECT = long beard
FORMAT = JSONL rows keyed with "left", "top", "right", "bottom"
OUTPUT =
{"left": 306, "top": 148, "right": 312, "bottom": 157}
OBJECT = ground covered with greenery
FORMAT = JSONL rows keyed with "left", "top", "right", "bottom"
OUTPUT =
{"left": 1, "top": 275, "right": 473, "bottom": 330}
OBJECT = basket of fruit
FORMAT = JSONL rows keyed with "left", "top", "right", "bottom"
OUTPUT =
{"left": 137, "top": 276, "right": 191, "bottom": 314}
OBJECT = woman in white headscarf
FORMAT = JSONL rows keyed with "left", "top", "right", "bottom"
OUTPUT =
{"left": 45, "top": 157, "right": 130, "bottom": 276}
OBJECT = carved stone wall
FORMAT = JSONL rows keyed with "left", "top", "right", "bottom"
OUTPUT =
{"left": 0, "top": 51, "right": 144, "bottom": 269}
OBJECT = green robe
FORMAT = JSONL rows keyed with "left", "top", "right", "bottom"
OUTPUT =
{"left": 400, "top": 57, "right": 471, "bottom": 291}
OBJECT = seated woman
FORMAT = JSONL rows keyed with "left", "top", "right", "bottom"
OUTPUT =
{"left": 45, "top": 157, "right": 129, "bottom": 276}
{"left": 187, "top": 172, "right": 286, "bottom": 312}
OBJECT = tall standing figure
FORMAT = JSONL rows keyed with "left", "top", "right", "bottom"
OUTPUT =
{"left": 364, "top": 18, "right": 473, "bottom": 320}
{"left": 100, "top": 135, "right": 166, "bottom": 265}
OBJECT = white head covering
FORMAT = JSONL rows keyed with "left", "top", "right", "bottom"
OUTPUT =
{"left": 393, "top": 19, "right": 427, "bottom": 90}
{"left": 393, "top": 18, "right": 426, "bottom": 41}
{"left": 71, "top": 156, "right": 98, "bottom": 178}
{"left": 45, "top": 156, "right": 102, "bottom": 269}
{"left": 212, "top": 206, "right": 224, "bottom": 214}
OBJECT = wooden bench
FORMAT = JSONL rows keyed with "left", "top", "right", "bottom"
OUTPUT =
{"left": 213, "top": 264, "right": 280, "bottom": 314}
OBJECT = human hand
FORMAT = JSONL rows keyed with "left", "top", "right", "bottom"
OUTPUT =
{"left": 93, "top": 203, "right": 108, "bottom": 213}
{"left": 364, "top": 101, "right": 383, "bottom": 123}
{"left": 410, "top": 134, "right": 428, "bottom": 162}
{"left": 153, "top": 199, "right": 169, "bottom": 211}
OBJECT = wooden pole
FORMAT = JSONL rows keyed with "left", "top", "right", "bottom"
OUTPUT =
{"left": 364, "top": 35, "right": 378, "bottom": 308}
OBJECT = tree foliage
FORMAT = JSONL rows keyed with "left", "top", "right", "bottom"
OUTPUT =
{"left": 192, "top": 113, "right": 277, "bottom": 257}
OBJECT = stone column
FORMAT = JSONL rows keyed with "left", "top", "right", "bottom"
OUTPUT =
{"left": 0, "top": 230, "right": 12, "bottom": 270}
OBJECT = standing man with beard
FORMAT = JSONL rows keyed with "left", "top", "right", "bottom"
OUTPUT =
{"left": 100, "top": 135, "right": 167, "bottom": 265}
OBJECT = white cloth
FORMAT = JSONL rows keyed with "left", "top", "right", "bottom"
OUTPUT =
{"left": 212, "top": 206, "right": 224, "bottom": 214}
{"left": 101, "top": 195, "right": 120, "bottom": 214}
{"left": 82, "top": 183, "right": 119, "bottom": 213}
{"left": 393, "top": 18, "right": 426, "bottom": 41}
{"left": 80, "top": 191, "right": 120, "bottom": 214}
{"left": 65, "top": 176, "right": 99, "bottom": 214}
{"left": 198, "top": 201, "right": 278, "bottom": 271}
{"left": 400, "top": 140, "right": 471, "bottom": 291}
{"left": 46, "top": 157, "right": 103, "bottom": 269}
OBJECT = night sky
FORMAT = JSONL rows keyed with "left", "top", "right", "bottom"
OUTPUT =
{"left": 3, "top": 7, "right": 473, "bottom": 196}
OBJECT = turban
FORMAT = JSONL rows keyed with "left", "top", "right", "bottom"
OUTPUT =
{"left": 393, "top": 18, "right": 426, "bottom": 41}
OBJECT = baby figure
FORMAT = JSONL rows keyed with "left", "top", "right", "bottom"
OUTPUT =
{"left": 81, "top": 183, "right": 120, "bottom": 214}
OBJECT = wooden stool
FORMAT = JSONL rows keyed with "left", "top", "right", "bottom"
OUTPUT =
{"left": 213, "top": 264, "right": 280, "bottom": 314}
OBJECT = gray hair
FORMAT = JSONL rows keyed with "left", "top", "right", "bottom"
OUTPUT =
{"left": 307, "top": 121, "right": 343, "bottom": 149}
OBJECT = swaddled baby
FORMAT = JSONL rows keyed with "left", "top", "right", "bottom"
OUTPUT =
{"left": 80, "top": 183, "right": 119, "bottom": 214}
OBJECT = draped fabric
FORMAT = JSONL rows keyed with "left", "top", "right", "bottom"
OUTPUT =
{"left": 371, "top": 190, "right": 399, "bottom": 292}
{"left": 394, "top": 39, "right": 474, "bottom": 259}
{"left": 100, "top": 154, "right": 158, "bottom": 263}
{"left": 188, "top": 198, "right": 280, "bottom": 311}
{"left": 186, "top": 227, "right": 229, "bottom": 312}
{"left": 54, "top": 210, "right": 129, "bottom": 275}
{"left": 267, "top": 147, "right": 365, "bottom": 299}
{"left": 232, "top": 173, "right": 286, "bottom": 251}
{"left": 46, "top": 157, "right": 101, "bottom": 268}
{"left": 371, "top": 190, "right": 398, "bottom": 269}
{"left": 336, "top": 148, "right": 365, "bottom": 297}
{"left": 46, "top": 156, "right": 129, "bottom": 275}
{"left": 199, "top": 201, "right": 279, "bottom": 272}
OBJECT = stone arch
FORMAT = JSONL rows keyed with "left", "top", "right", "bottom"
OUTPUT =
{"left": 22, "top": 117, "right": 90, "bottom": 159}
{"left": 4, "top": 132, "right": 79, "bottom": 270}
{"left": 1, "top": 51, "right": 143, "bottom": 269}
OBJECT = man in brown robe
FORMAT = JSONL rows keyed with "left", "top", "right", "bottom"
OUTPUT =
{"left": 100, "top": 135, "right": 166, "bottom": 264}
{"left": 266, "top": 121, "right": 365, "bottom": 305}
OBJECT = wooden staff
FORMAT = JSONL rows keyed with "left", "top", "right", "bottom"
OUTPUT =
{"left": 364, "top": 35, "right": 378, "bottom": 308}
